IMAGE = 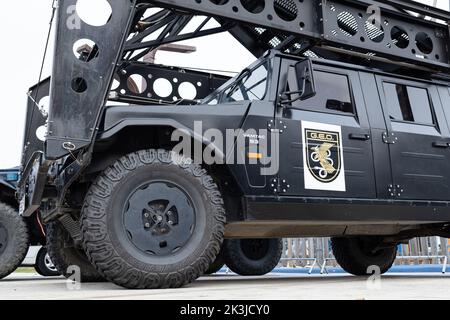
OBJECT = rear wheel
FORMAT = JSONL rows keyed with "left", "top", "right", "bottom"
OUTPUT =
{"left": 0, "top": 203, "right": 30, "bottom": 279}
{"left": 331, "top": 237, "right": 397, "bottom": 276}
{"left": 34, "top": 247, "right": 60, "bottom": 277}
{"left": 224, "top": 238, "right": 283, "bottom": 276}
{"left": 81, "top": 149, "right": 226, "bottom": 289}
{"left": 46, "top": 220, "right": 104, "bottom": 282}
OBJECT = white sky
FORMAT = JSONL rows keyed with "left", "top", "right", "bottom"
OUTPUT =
{"left": 0, "top": 0, "right": 448, "bottom": 168}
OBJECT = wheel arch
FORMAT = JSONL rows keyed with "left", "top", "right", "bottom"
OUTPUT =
{"left": 91, "top": 121, "right": 227, "bottom": 172}
{"left": 68, "top": 124, "right": 245, "bottom": 223}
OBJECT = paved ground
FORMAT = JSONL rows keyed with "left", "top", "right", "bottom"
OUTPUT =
{"left": 2, "top": 272, "right": 450, "bottom": 300}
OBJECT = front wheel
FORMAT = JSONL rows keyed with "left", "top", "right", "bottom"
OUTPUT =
{"left": 331, "top": 237, "right": 397, "bottom": 276}
{"left": 34, "top": 247, "right": 60, "bottom": 277}
{"left": 0, "top": 203, "right": 30, "bottom": 280}
{"left": 223, "top": 238, "right": 283, "bottom": 276}
{"left": 81, "top": 150, "right": 226, "bottom": 289}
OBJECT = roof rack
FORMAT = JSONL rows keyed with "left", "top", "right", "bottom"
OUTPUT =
{"left": 131, "top": 0, "right": 450, "bottom": 71}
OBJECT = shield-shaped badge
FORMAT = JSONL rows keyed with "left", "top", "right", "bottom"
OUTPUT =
{"left": 305, "top": 129, "right": 341, "bottom": 183}
{"left": 301, "top": 121, "right": 346, "bottom": 192}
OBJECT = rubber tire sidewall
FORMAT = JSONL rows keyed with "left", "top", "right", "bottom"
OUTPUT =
{"left": 46, "top": 220, "right": 104, "bottom": 282}
{"left": 205, "top": 245, "right": 225, "bottom": 275}
{"left": 331, "top": 237, "right": 397, "bottom": 276}
{"left": 82, "top": 150, "right": 226, "bottom": 289}
{"left": 34, "top": 247, "right": 60, "bottom": 277}
{"left": 224, "top": 238, "right": 283, "bottom": 276}
{"left": 0, "top": 203, "right": 30, "bottom": 280}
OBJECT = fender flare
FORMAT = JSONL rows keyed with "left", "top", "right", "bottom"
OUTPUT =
{"left": 98, "top": 118, "right": 227, "bottom": 161}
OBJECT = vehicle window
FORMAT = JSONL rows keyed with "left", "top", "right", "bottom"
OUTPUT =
{"left": 222, "top": 63, "right": 268, "bottom": 103}
{"left": 383, "top": 82, "right": 434, "bottom": 125}
{"left": 291, "top": 70, "right": 354, "bottom": 115}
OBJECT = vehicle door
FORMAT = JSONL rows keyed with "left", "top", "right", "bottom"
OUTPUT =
{"left": 375, "top": 76, "right": 450, "bottom": 201}
{"left": 277, "top": 60, "right": 377, "bottom": 198}
{"left": 210, "top": 59, "right": 277, "bottom": 196}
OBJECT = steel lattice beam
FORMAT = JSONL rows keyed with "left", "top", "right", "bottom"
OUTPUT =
{"left": 138, "top": 0, "right": 449, "bottom": 70}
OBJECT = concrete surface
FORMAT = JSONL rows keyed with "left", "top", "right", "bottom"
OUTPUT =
{"left": 2, "top": 272, "right": 450, "bottom": 300}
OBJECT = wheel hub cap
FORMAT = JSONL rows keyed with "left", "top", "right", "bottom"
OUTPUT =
{"left": 44, "top": 253, "right": 57, "bottom": 272}
{"left": 123, "top": 182, "right": 195, "bottom": 256}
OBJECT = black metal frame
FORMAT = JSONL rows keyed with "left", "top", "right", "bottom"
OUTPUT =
{"left": 38, "top": 0, "right": 450, "bottom": 161}
{"left": 21, "top": 78, "right": 50, "bottom": 180}
{"left": 137, "top": 0, "right": 449, "bottom": 67}
{"left": 111, "top": 62, "right": 229, "bottom": 104}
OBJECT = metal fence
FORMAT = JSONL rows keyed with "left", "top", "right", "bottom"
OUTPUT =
{"left": 281, "top": 237, "right": 450, "bottom": 272}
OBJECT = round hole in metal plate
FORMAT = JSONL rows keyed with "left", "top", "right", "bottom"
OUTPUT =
{"left": 391, "top": 25, "right": 410, "bottom": 49}
{"left": 38, "top": 96, "right": 50, "bottom": 116}
{"left": 240, "top": 0, "right": 265, "bottom": 13}
{"left": 73, "top": 39, "right": 99, "bottom": 62}
{"left": 210, "top": 0, "right": 229, "bottom": 5}
{"left": 76, "top": 0, "right": 112, "bottom": 27}
{"left": 178, "top": 82, "right": 197, "bottom": 100}
{"left": 365, "top": 19, "right": 384, "bottom": 43}
{"left": 128, "top": 74, "right": 147, "bottom": 94}
{"left": 36, "top": 126, "right": 47, "bottom": 142}
{"left": 274, "top": 0, "right": 298, "bottom": 21}
{"left": 71, "top": 77, "right": 88, "bottom": 93}
{"left": 415, "top": 32, "right": 433, "bottom": 55}
{"left": 337, "top": 11, "right": 358, "bottom": 37}
{"left": 153, "top": 78, "right": 173, "bottom": 98}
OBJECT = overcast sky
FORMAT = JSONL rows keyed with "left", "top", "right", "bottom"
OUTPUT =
{"left": 0, "top": 0, "right": 448, "bottom": 168}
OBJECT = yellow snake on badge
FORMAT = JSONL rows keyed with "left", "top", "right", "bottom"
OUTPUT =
{"left": 311, "top": 143, "right": 336, "bottom": 174}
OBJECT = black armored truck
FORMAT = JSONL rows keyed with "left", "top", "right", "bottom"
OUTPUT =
{"left": 18, "top": 0, "right": 450, "bottom": 288}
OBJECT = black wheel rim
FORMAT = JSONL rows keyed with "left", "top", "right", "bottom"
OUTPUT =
{"left": 0, "top": 223, "right": 8, "bottom": 255}
{"left": 123, "top": 182, "right": 196, "bottom": 256}
{"left": 240, "top": 239, "right": 270, "bottom": 261}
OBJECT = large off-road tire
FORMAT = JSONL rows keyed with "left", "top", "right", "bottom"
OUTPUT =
{"left": 0, "top": 203, "right": 30, "bottom": 279}
{"left": 81, "top": 149, "right": 226, "bottom": 289}
{"left": 46, "top": 221, "right": 104, "bottom": 282}
{"left": 223, "top": 238, "right": 283, "bottom": 276}
{"left": 34, "top": 247, "right": 60, "bottom": 277}
{"left": 204, "top": 246, "right": 225, "bottom": 275}
{"left": 331, "top": 237, "right": 397, "bottom": 276}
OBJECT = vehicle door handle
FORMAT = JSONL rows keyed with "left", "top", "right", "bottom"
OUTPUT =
{"left": 432, "top": 141, "right": 450, "bottom": 148}
{"left": 349, "top": 133, "right": 371, "bottom": 141}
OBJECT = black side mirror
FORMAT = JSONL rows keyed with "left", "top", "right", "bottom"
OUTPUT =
{"left": 279, "top": 58, "right": 316, "bottom": 105}
{"left": 295, "top": 59, "right": 316, "bottom": 101}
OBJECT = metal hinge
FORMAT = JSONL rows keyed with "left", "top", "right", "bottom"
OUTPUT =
{"left": 268, "top": 120, "right": 287, "bottom": 133}
{"left": 388, "top": 184, "right": 404, "bottom": 198}
{"left": 382, "top": 132, "right": 398, "bottom": 144}
{"left": 271, "top": 178, "right": 291, "bottom": 194}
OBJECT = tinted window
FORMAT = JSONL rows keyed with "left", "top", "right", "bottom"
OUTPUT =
{"left": 383, "top": 82, "right": 434, "bottom": 125}
{"left": 202, "top": 61, "right": 269, "bottom": 105}
{"left": 292, "top": 71, "right": 354, "bottom": 115}
{"left": 222, "top": 63, "right": 268, "bottom": 103}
